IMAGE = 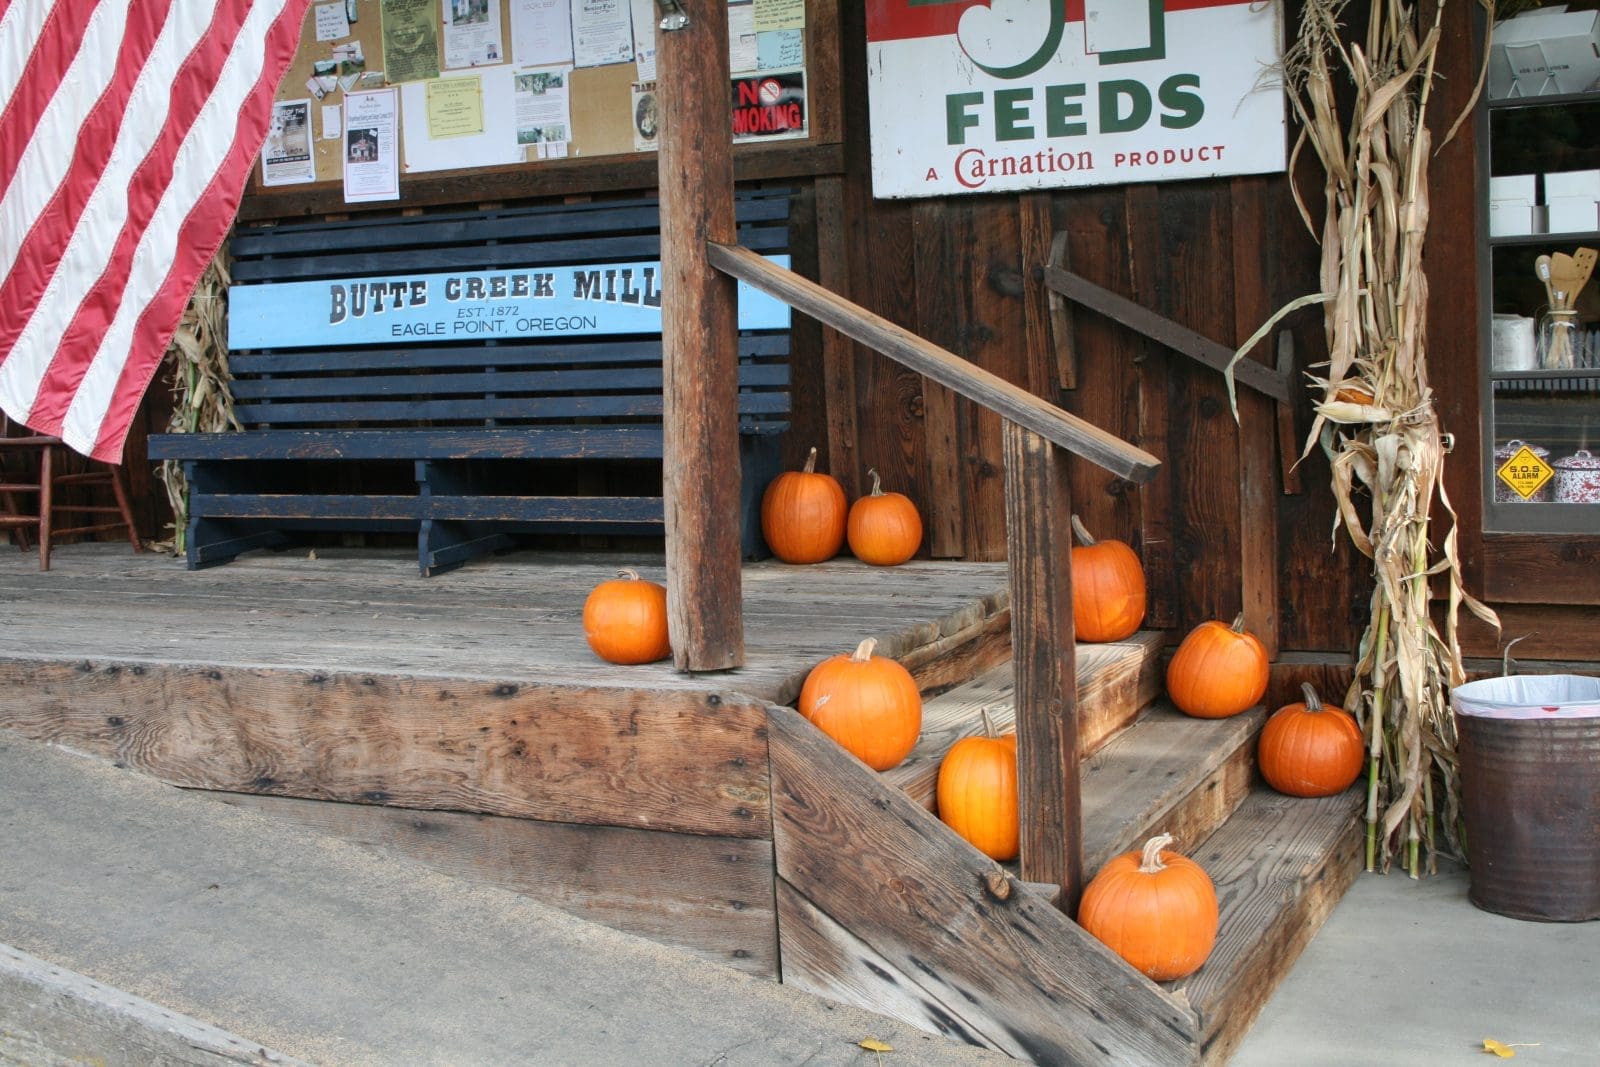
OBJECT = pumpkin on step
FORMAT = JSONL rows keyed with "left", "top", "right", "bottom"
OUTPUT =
{"left": 582, "top": 569, "right": 671, "bottom": 664}
{"left": 798, "top": 638, "right": 921, "bottom": 771}
{"left": 1069, "top": 515, "right": 1146, "bottom": 642}
{"left": 1166, "top": 613, "right": 1269, "bottom": 719}
{"left": 936, "top": 708, "right": 1018, "bottom": 861}
{"left": 1078, "top": 833, "right": 1218, "bottom": 981}
{"left": 847, "top": 469, "right": 923, "bottom": 566}
{"left": 762, "top": 446, "right": 847, "bottom": 564}
{"left": 1259, "top": 683, "right": 1364, "bottom": 797}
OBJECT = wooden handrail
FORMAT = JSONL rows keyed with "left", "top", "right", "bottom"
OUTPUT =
{"left": 707, "top": 242, "right": 1160, "bottom": 484}
{"left": 709, "top": 240, "right": 1157, "bottom": 913}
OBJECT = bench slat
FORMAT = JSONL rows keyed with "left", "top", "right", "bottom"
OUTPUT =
{"left": 226, "top": 364, "right": 789, "bottom": 402}
{"left": 231, "top": 392, "right": 791, "bottom": 426}
{"left": 151, "top": 427, "right": 669, "bottom": 461}
{"left": 227, "top": 334, "right": 789, "bottom": 375}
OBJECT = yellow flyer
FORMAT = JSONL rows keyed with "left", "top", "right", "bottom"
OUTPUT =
{"left": 425, "top": 76, "right": 484, "bottom": 139}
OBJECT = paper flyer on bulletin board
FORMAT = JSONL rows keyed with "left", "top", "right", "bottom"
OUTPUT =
{"left": 400, "top": 65, "right": 524, "bottom": 172}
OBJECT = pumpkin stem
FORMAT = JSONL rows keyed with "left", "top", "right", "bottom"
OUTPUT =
{"left": 1070, "top": 514, "right": 1096, "bottom": 546}
{"left": 1300, "top": 682, "right": 1324, "bottom": 712}
{"left": 802, "top": 446, "right": 819, "bottom": 474}
{"left": 1229, "top": 612, "right": 1247, "bottom": 633}
{"left": 616, "top": 568, "right": 640, "bottom": 581}
{"left": 1138, "top": 833, "right": 1176, "bottom": 873}
{"left": 868, "top": 468, "right": 884, "bottom": 496}
{"left": 850, "top": 637, "right": 878, "bottom": 662}
{"left": 979, "top": 706, "right": 996, "bottom": 738}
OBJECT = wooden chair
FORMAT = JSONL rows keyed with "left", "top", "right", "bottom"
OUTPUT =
{"left": 0, "top": 414, "right": 142, "bottom": 570}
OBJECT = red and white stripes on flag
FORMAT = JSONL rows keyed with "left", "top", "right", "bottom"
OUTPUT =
{"left": 0, "top": 0, "right": 311, "bottom": 462}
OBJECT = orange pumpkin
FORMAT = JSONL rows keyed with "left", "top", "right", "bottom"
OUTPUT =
{"left": 847, "top": 469, "right": 923, "bottom": 566}
{"left": 1078, "top": 833, "right": 1218, "bottom": 981}
{"left": 1259, "top": 683, "right": 1365, "bottom": 797}
{"left": 762, "top": 446, "right": 847, "bottom": 564}
{"left": 1070, "top": 514, "right": 1146, "bottom": 643}
{"left": 1166, "top": 613, "right": 1269, "bottom": 719}
{"left": 936, "top": 708, "right": 1019, "bottom": 861}
{"left": 798, "top": 637, "right": 922, "bottom": 771}
{"left": 582, "top": 569, "right": 671, "bottom": 664}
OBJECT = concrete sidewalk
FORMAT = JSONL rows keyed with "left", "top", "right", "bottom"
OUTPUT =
{"left": 0, "top": 732, "right": 1003, "bottom": 1066}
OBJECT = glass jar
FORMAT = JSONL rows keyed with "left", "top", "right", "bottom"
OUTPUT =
{"left": 1537, "top": 308, "right": 1580, "bottom": 370}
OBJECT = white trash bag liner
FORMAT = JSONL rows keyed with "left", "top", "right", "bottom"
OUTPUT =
{"left": 1453, "top": 674, "right": 1600, "bottom": 719}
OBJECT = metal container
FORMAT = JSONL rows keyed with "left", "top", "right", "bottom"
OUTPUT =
{"left": 1553, "top": 449, "right": 1600, "bottom": 503}
{"left": 1454, "top": 675, "right": 1600, "bottom": 922}
{"left": 1492, "top": 440, "right": 1552, "bottom": 503}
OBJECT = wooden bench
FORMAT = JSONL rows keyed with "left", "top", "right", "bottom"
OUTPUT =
{"left": 149, "top": 191, "right": 795, "bottom": 575}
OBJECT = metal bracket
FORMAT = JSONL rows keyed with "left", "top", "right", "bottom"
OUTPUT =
{"left": 656, "top": 0, "right": 688, "bottom": 31}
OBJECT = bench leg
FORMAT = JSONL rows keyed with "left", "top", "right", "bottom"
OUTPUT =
{"left": 186, "top": 517, "right": 290, "bottom": 569}
{"left": 416, "top": 461, "right": 514, "bottom": 576}
{"left": 738, "top": 433, "right": 782, "bottom": 561}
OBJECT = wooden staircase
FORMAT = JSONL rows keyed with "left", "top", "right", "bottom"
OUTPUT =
{"left": 773, "top": 630, "right": 1362, "bottom": 1066}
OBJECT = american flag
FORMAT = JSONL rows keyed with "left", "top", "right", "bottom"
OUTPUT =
{"left": 0, "top": 0, "right": 311, "bottom": 462}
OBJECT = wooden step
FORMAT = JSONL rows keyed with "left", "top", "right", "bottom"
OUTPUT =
{"left": 885, "top": 630, "right": 1164, "bottom": 811}
{"left": 1172, "top": 787, "right": 1364, "bottom": 1066}
{"left": 1080, "top": 702, "right": 1265, "bottom": 876}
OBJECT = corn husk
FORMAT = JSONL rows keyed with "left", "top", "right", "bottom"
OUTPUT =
{"left": 158, "top": 253, "right": 238, "bottom": 553}
{"left": 1240, "top": 0, "right": 1500, "bottom": 877}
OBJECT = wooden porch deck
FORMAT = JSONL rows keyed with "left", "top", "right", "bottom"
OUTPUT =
{"left": 0, "top": 543, "right": 1011, "bottom": 704}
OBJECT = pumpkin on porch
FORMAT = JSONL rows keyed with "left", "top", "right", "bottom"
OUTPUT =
{"left": 1259, "top": 683, "right": 1365, "bottom": 798}
{"left": 582, "top": 569, "right": 671, "bottom": 665}
{"left": 1166, "top": 613, "right": 1269, "bottom": 719}
{"left": 762, "top": 446, "right": 847, "bottom": 564}
{"left": 847, "top": 469, "right": 923, "bottom": 566}
{"left": 1078, "top": 833, "right": 1218, "bottom": 981}
{"left": 936, "top": 708, "right": 1018, "bottom": 861}
{"left": 798, "top": 637, "right": 921, "bottom": 771}
{"left": 1069, "top": 515, "right": 1146, "bottom": 642}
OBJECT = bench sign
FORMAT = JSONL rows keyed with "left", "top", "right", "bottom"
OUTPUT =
{"left": 228, "top": 257, "right": 792, "bottom": 349}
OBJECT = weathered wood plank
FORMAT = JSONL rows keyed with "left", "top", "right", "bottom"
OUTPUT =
{"left": 211, "top": 792, "right": 777, "bottom": 976}
{"left": 659, "top": 0, "right": 743, "bottom": 670}
{"left": 1002, "top": 421, "right": 1081, "bottom": 906}
{"left": 1019, "top": 194, "right": 1068, "bottom": 396}
{"left": 895, "top": 605, "right": 1014, "bottom": 697}
{"left": 0, "top": 661, "right": 772, "bottom": 839}
{"left": 769, "top": 704, "right": 1198, "bottom": 1066}
{"left": 884, "top": 632, "right": 1163, "bottom": 812}
{"left": 914, "top": 200, "right": 968, "bottom": 558}
{"left": 1180, "top": 789, "right": 1364, "bottom": 1066}
{"left": 1080, "top": 705, "right": 1264, "bottom": 876}
{"left": 776, "top": 880, "right": 995, "bottom": 1048}
{"left": 707, "top": 243, "right": 1160, "bottom": 484}
{"left": 815, "top": 175, "right": 860, "bottom": 501}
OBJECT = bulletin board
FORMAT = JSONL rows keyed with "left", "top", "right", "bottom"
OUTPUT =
{"left": 258, "top": 0, "right": 815, "bottom": 200}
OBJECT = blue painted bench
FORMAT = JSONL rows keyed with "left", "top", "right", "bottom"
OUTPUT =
{"left": 149, "top": 192, "right": 794, "bottom": 575}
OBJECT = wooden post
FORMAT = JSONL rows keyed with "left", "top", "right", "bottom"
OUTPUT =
{"left": 1002, "top": 419, "right": 1082, "bottom": 912}
{"left": 657, "top": 1, "right": 743, "bottom": 671}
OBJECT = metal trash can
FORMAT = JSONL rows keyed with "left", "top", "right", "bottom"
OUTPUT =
{"left": 1453, "top": 675, "right": 1600, "bottom": 922}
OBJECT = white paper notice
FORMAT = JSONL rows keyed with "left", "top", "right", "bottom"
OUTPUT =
{"left": 511, "top": 0, "right": 573, "bottom": 67}
{"left": 261, "top": 99, "right": 315, "bottom": 185}
{"left": 322, "top": 103, "right": 343, "bottom": 139}
{"left": 728, "top": 1, "right": 757, "bottom": 74}
{"left": 343, "top": 88, "right": 400, "bottom": 203}
{"left": 631, "top": 80, "right": 657, "bottom": 152}
{"left": 444, "top": 0, "right": 505, "bottom": 67}
{"left": 400, "top": 65, "right": 525, "bottom": 171}
{"left": 571, "top": 0, "right": 632, "bottom": 68}
{"left": 629, "top": 0, "right": 655, "bottom": 81}
{"left": 752, "top": 0, "right": 802, "bottom": 32}
{"left": 514, "top": 67, "right": 571, "bottom": 146}
{"left": 315, "top": 1, "right": 352, "bottom": 41}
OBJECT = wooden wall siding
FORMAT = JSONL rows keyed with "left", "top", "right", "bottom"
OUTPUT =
{"left": 769, "top": 704, "right": 1198, "bottom": 1065}
{"left": 0, "top": 661, "right": 772, "bottom": 839}
{"left": 210, "top": 792, "right": 780, "bottom": 977}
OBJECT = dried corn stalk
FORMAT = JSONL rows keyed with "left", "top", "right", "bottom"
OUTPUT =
{"left": 1261, "top": 0, "right": 1498, "bottom": 877}
{"left": 160, "top": 253, "right": 238, "bottom": 553}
